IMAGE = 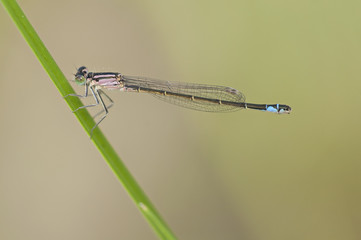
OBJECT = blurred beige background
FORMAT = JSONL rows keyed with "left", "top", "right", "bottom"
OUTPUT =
{"left": 1, "top": 0, "right": 361, "bottom": 239}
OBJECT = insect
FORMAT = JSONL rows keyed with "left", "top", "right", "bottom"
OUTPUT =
{"left": 66, "top": 66, "right": 291, "bottom": 135}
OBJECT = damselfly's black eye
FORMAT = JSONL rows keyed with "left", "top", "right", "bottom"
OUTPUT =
{"left": 75, "top": 66, "right": 88, "bottom": 77}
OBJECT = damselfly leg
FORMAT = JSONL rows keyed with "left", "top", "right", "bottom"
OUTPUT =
{"left": 92, "top": 89, "right": 114, "bottom": 118}
{"left": 65, "top": 83, "right": 114, "bottom": 136}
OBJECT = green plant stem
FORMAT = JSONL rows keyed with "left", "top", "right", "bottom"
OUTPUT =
{"left": 0, "top": 0, "right": 176, "bottom": 239}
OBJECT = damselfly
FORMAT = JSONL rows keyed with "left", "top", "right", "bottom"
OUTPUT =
{"left": 67, "top": 66, "right": 291, "bottom": 134}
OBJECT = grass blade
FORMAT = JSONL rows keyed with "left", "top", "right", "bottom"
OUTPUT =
{"left": 0, "top": 0, "right": 177, "bottom": 239}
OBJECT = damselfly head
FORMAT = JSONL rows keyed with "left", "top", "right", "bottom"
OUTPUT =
{"left": 74, "top": 66, "right": 88, "bottom": 85}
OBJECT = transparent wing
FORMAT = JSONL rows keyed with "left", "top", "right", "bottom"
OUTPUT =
{"left": 122, "top": 75, "right": 246, "bottom": 112}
